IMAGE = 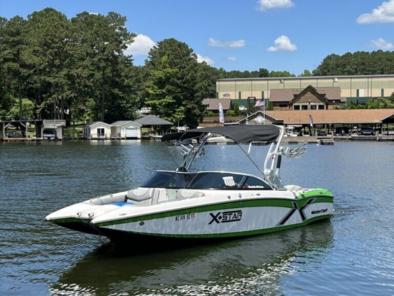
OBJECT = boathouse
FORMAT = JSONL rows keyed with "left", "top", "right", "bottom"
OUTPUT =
{"left": 110, "top": 121, "right": 142, "bottom": 139}
{"left": 134, "top": 115, "right": 173, "bottom": 137}
{"left": 41, "top": 120, "right": 66, "bottom": 140}
{"left": 84, "top": 122, "right": 111, "bottom": 139}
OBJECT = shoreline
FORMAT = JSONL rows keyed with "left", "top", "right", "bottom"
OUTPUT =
{"left": 1, "top": 135, "right": 394, "bottom": 143}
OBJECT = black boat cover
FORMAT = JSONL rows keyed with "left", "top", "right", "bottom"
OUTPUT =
{"left": 162, "top": 125, "right": 280, "bottom": 144}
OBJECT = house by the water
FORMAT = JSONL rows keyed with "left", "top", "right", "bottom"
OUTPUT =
{"left": 84, "top": 115, "right": 173, "bottom": 140}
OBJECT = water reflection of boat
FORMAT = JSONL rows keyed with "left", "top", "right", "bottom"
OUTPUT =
{"left": 51, "top": 222, "right": 333, "bottom": 295}
{"left": 46, "top": 125, "right": 334, "bottom": 242}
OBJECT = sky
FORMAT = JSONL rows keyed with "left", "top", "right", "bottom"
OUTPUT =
{"left": 1, "top": 0, "right": 394, "bottom": 74}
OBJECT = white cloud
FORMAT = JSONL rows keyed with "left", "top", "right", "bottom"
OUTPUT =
{"left": 267, "top": 35, "right": 297, "bottom": 52}
{"left": 227, "top": 56, "right": 237, "bottom": 61}
{"left": 196, "top": 54, "right": 214, "bottom": 65}
{"left": 208, "top": 38, "right": 245, "bottom": 48}
{"left": 357, "top": 0, "right": 394, "bottom": 24}
{"left": 124, "top": 34, "right": 156, "bottom": 56}
{"left": 371, "top": 38, "right": 394, "bottom": 50}
{"left": 258, "top": 0, "right": 294, "bottom": 10}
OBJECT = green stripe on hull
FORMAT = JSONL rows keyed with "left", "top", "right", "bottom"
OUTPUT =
{"left": 102, "top": 214, "right": 332, "bottom": 239}
{"left": 97, "top": 196, "right": 333, "bottom": 227}
{"left": 297, "top": 188, "right": 333, "bottom": 199}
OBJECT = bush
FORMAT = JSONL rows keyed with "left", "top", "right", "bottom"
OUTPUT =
{"left": 226, "top": 110, "right": 236, "bottom": 116}
{"left": 204, "top": 111, "right": 215, "bottom": 117}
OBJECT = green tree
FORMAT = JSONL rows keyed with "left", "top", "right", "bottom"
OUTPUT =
{"left": 269, "top": 70, "right": 294, "bottom": 77}
{"left": 144, "top": 38, "right": 204, "bottom": 128}
{"left": 366, "top": 97, "right": 394, "bottom": 109}
{"left": 9, "top": 98, "right": 35, "bottom": 119}
{"left": 300, "top": 69, "right": 312, "bottom": 76}
{"left": 21, "top": 9, "right": 72, "bottom": 120}
{"left": 70, "top": 11, "right": 136, "bottom": 122}
{"left": 314, "top": 51, "right": 394, "bottom": 76}
{"left": 0, "top": 16, "right": 28, "bottom": 119}
{"left": 231, "top": 101, "right": 240, "bottom": 115}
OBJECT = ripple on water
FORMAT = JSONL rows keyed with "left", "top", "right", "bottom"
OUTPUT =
{"left": 1, "top": 141, "right": 394, "bottom": 295}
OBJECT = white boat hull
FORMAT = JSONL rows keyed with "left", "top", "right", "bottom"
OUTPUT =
{"left": 93, "top": 192, "right": 333, "bottom": 240}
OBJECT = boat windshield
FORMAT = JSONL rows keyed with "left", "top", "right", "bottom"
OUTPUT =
{"left": 142, "top": 171, "right": 196, "bottom": 189}
{"left": 142, "top": 171, "right": 272, "bottom": 190}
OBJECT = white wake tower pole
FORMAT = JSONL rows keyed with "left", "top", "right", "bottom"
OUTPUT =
{"left": 263, "top": 125, "right": 285, "bottom": 189}
{"left": 263, "top": 125, "right": 306, "bottom": 189}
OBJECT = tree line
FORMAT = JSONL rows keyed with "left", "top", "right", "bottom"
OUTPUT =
{"left": 1, "top": 8, "right": 394, "bottom": 127}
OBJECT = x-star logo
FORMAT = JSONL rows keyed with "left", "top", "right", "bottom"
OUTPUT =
{"left": 209, "top": 210, "right": 242, "bottom": 224}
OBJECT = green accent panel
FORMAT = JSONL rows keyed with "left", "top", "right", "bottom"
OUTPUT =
{"left": 97, "top": 197, "right": 333, "bottom": 227}
{"left": 296, "top": 188, "right": 334, "bottom": 199}
{"left": 105, "top": 215, "right": 332, "bottom": 239}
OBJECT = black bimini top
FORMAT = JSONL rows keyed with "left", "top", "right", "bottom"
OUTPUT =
{"left": 162, "top": 125, "right": 280, "bottom": 144}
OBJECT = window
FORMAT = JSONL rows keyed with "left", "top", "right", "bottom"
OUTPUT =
{"left": 238, "top": 91, "right": 242, "bottom": 99}
{"left": 189, "top": 173, "right": 245, "bottom": 189}
{"left": 261, "top": 91, "right": 265, "bottom": 99}
{"left": 381, "top": 88, "right": 385, "bottom": 97}
{"left": 318, "top": 104, "right": 325, "bottom": 110}
{"left": 310, "top": 105, "right": 317, "bottom": 110}
{"left": 242, "top": 176, "right": 271, "bottom": 190}
{"left": 357, "top": 89, "right": 365, "bottom": 97}
{"left": 301, "top": 105, "right": 308, "bottom": 110}
{"left": 97, "top": 128, "right": 105, "bottom": 137}
{"left": 187, "top": 172, "right": 272, "bottom": 190}
{"left": 294, "top": 105, "right": 300, "bottom": 110}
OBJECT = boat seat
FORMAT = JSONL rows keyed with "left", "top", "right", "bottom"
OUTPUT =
{"left": 126, "top": 188, "right": 153, "bottom": 201}
{"left": 176, "top": 190, "right": 205, "bottom": 200}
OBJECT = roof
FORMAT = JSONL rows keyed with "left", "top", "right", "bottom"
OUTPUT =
{"left": 270, "top": 86, "right": 343, "bottom": 102}
{"left": 265, "top": 109, "right": 394, "bottom": 125}
{"left": 236, "top": 111, "right": 282, "bottom": 125}
{"left": 111, "top": 120, "right": 142, "bottom": 128}
{"left": 134, "top": 115, "right": 172, "bottom": 126}
{"left": 218, "top": 74, "right": 394, "bottom": 82}
{"left": 162, "top": 125, "right": 280, "bottom": 144}
{"left": 202, "top": 98, "right": 232, "bottom": 110}
{"left": 42, "top": 119, "right": 66, "bottom": 128}
{"left": 88, "top": 121, "right": 111, "bottom": 128}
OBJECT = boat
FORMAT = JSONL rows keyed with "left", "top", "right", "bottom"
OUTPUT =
{"left": 46, "top": 125, "right": 334, "bottom": 242}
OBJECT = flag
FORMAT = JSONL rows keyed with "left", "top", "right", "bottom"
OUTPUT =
{"left": 255, "top": 99, "right": 264, "bottom": 107}
{"left": 218, "top": 103, "right": 224, "bottom": 124}
{"left": 309, "top": 114, "right": 314, "bottom": 127}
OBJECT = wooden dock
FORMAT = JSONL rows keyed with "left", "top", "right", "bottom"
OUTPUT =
{"left": 0, "top": 137, "right": 43, "bottom": 142}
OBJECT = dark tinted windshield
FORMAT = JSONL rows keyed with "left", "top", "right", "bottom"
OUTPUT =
{"left": 142, "top": 171, "right": 271, "bottom": 190}
{"left": 142, "top": 171, "right": 196, "bottom": 189}
{"left": 188, "top": 172, "right": 271, "bottom": 190}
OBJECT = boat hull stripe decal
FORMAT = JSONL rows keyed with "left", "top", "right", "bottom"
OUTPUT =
{"left": 97, "top": 197, "right": 332, "bottom": 227}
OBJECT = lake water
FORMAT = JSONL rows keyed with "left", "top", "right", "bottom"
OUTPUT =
{"left": 1, "top": 140, "right": 394, "bottom": 295}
